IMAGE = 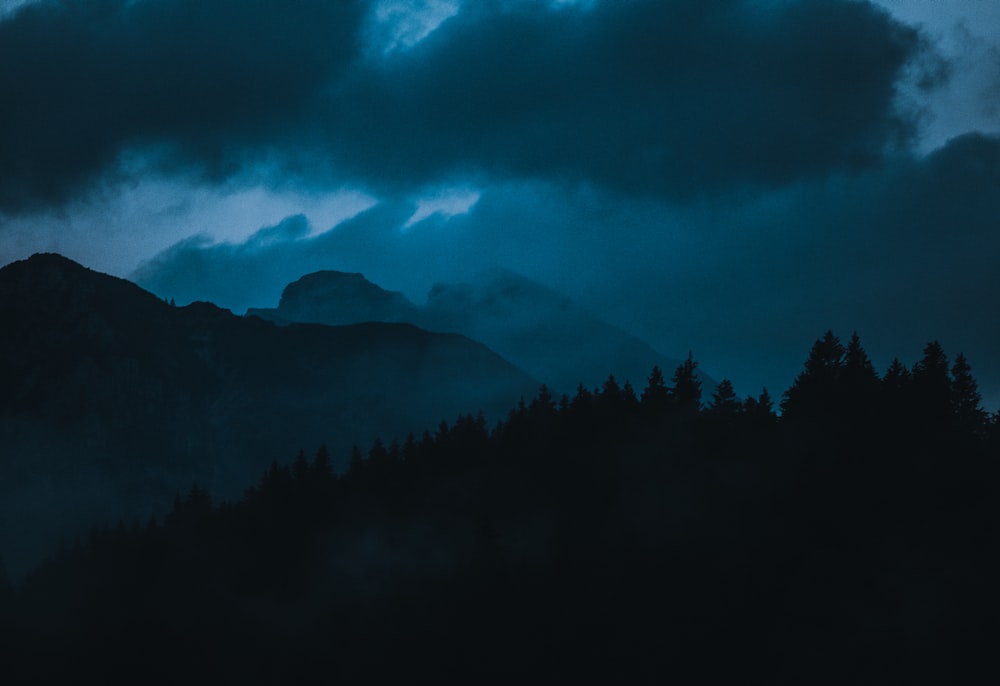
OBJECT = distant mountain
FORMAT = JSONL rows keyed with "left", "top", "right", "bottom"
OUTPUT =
{"left": 0, "top": 254, "right": 537, "bottom": 579}
{"left": 421, "top": 270, "right": 708, "bottom": 394}
{"left": 251, "top": 268, "right": 706, "bottom": 394}
{"left": 247, "top": 270, "right": 421, "bottom": 326}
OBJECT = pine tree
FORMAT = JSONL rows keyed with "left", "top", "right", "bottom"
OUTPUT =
{"left": 622, "top": 380, "right": 638, "bottom": 406}
{"left": 838, "top": 331, "right": 880, "bottom": 423}
{"left": 781, "top": 330, "right": 845, "bottom": 419}
{"left": 744, "top": 387, "right": 776, "bottom": 427}
{"left": 757, "top": 387, "right": 774, "bottom": 417}
{"left": 913, "top": 341, "right": 949, "bottom": 387}
{"left": 843, "top": 332, "right": 879, "bottom": 390}
{"left": 883, "top": 357, "right": 911, "bottom": 393}
{"left": 402, "top": 433, "right": 418, "bottom": 463}
{"left": 601, "top": 375, "right": 622, "bottom": 400}
{"left": 348, "top": 446, "right": 365, "bottom": 476}
{"left": 558, "top": 393, "right": 570, "bottom": 414}
{"left": 292, "top": 448, "right": 309, "bottom": 483}
{"left": 570, "top": 383, "right": 594, "bottom": 414}
{"left": 951, "top": 353, "right": 988, "bottom": 436}
{"left": 184, "top": 484, "right": 212, "bottom": 513}
{"left": 912, "top": 341, "right": 951, "bottom": 425}
{"left": 641, "top": 365, "right": 670, "bottom": 412}
{"left": 708, "top": 379, "right": 741, "bottom": 415}
{"left": 671, "top": 352, "right": 702, "bottom": 412}
{"left": 530, "top": 384, "right": 557, "bottom": 420}
{"left": 369, "top": 437, "right": 389, "bottom": 465}
{"left": 881, "top": 357, "right": 913, "bottom": 427}
{"left": 310, "top": 444, "right": 333, "bottom": 482}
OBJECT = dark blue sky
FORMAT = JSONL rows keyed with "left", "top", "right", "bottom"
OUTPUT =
{"left": 1, "top": 0, "right": 998, "bottom": 406}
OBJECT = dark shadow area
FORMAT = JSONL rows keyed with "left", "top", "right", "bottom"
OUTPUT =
{"left": 3, "top": 329, "right": 998, "bottom": 683}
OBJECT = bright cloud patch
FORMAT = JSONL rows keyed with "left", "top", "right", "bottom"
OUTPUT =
{"left": 404, "top": 188, "right": 481, "bottom": 227}
{"left": 371, "top": 0, "right": 460, "bottom": 54}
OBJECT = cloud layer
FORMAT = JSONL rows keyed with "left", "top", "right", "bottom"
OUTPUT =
{"left": 325, "top": 0, "right": 926, "bottom": 198}
{"left": 1, "top": 0, "right": 929, "bottom": 211}
{"left": 0, "top": 0, "right": 366, "bottom": 211}
{"left": 134, "top": 133, "right": 1000, "bottom": 407}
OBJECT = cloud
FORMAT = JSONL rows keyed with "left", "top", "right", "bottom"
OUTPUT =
{"left": 133, "top": 201, "right": 418, "bottom": 313}
{"left": 324, "top": 0, "right": 929, "bottom": 199}
{"left": 0, "top": 0, "right": 367, "bottom": 212}
{"left": 1, "top": 0, "right": 934, "bottom": 213}
{"left": 134, "top": 133, "right": 1000, "bottom": 407}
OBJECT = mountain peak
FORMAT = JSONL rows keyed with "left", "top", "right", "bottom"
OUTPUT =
{"left": 25, "top": 251, "right": 83, "bottom": 265}
{"left": 260, "top": 269, "right": 419, "bottom": 326}
{"left": 1, "top": 252, "right": 163, "bottom": 313}
{"left": 3, "top": 252, "right": 89, "bottom": 278}
{"left": 279, "top": 270, "right": 379, "bottom": 305}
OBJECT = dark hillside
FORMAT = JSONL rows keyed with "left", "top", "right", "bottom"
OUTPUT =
{"left": 3, "top": 331, "right": 998, "bottom": 683}
{"left": 0, "top": 254, "right": 536, "bottom": 579}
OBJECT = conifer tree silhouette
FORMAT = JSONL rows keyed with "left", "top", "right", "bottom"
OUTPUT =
{"left": 7, "top": 330, "right": 1000, "bottom": 684}
{"left": 755, "top": 388, "right": 775, "bottom": 417}
{"left": 348, "top": 446, "right": 365, "bottom": 477}
{"left": 671, "top": 352, "right": 702, "bottom": 412}
{"left": 839, "top": 332, "right": 880, "bottom": 424}
{"left": 708, "top": 379, "right": 740, "bottom": 416}
{"left": 883, "top": 357, "right": 911, "bottom": 394}
{"left": 843, "top": 332, "right": 879, "bottom": 391}
{"left": 641, "top": 365, "right": 670, "bottom": 413}
{"left": 310, "top": 444, "right": 334, "bottom": 482}
{"left": 781, "top": 330, "right": 845, "bottom": 420}
{"left": 293, "top": 449, "right": 310, "bottom": 483}
{"left": 530, "top": 384, "right": 557, "bottom": 419}
{"left": 951, "top": 353, "right": 988, "bottom": 436}
{"left": 912, "top": 341, "right": 952, "bottom": 427}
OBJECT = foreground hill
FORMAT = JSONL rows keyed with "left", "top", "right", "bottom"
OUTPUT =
{"left": 0, "top": 254, "right": 536, "bottom": 578}
{"left": 3, "top": 331, "right": 998, "bottom": 683}
{"left": 249, "top": 268, "right": 708, "bottom": 393}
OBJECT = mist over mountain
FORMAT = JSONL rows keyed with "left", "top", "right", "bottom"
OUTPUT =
{"left": 0, "top": 253, "right": 536, "bottom": 579}
{"left": 250, "top": 268, "right": 709, "bottom": 395}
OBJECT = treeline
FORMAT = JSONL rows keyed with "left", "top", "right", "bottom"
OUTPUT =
{"left": 1, "top": 331, "right": 999, "bottom": 684}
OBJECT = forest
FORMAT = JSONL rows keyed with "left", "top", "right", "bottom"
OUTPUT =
{"left": 2, "top": 331, "right": 998, "bottom": 684}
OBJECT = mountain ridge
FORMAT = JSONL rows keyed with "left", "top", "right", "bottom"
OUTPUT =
{"left": 250, "top": 267, "right": 712, "bottom": 394}
{"left": 0, "top": 253, "right": 537, "bottom": 580}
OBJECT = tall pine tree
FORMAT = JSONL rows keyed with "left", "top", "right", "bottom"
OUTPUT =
{"left": 671, "top": 352, "right": 702, "bottom": 413}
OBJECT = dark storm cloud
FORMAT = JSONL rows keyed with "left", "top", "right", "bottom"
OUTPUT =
{"left": 1, "top": 0, "right": 932, "bottom": 212}
{"left": 327, "top": 0, "right": 928, "bottom": 198}
{"left": 0, "top": 0, "right": 366, "bottom": 212}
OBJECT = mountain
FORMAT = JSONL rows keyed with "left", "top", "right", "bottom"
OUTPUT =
{"left": 0, "top": 254, "right": 537, "bottom": 579}
{"left": 249, "top": 270, "right": 422, "bottom": 326}
{"left": 251, "top": 268, "right": 706, "bottom": 394}
{"left": 420, "top": 270, "right": 708, "bottom": 394}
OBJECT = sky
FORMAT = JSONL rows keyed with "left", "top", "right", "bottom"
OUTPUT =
{"left": 1, "top": 0, "right": 999, "bottom": 407}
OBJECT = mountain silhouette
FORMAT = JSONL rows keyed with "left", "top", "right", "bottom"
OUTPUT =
{"left": 251, "top": 268, "right": 706, "bottom": 393}
{"left": 0, "top": 253, "right": 537, "bottom": 579}
{"left": 248, "top": 269, "right": 421, "bottom": 326}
